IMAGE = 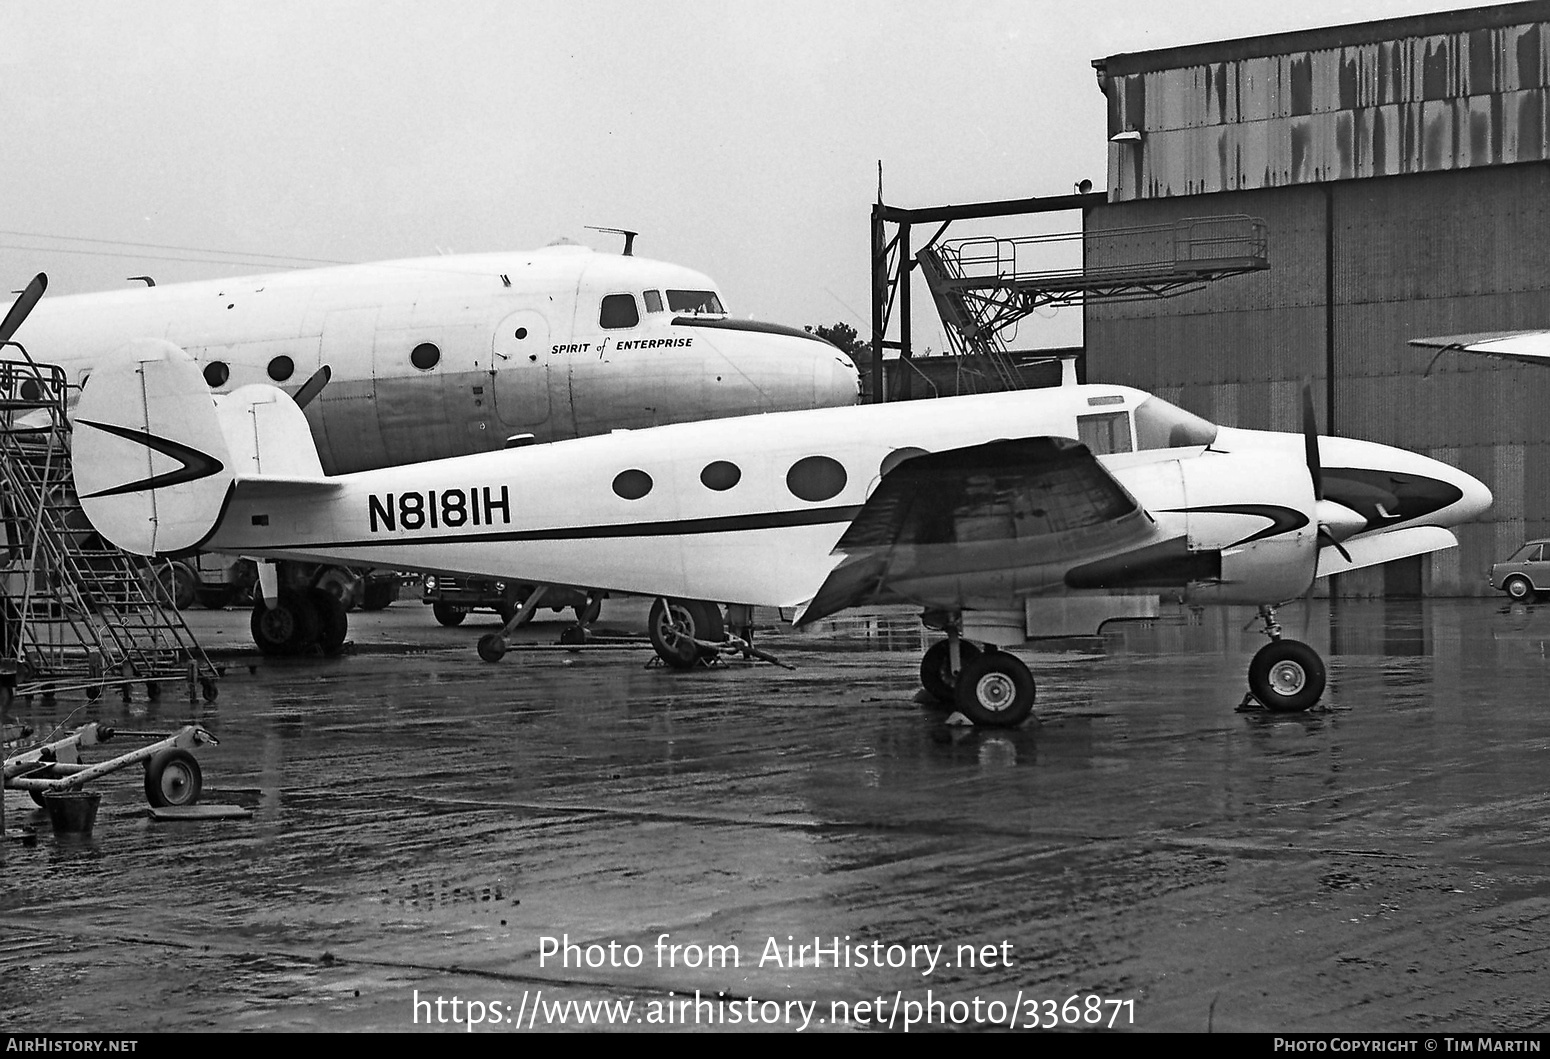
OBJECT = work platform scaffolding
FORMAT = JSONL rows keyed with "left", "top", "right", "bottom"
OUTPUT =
{"left": 0, "top": 351, "right": 219, "bottom": 709}
{"left": 869, "top": 190, "right": 1269, "bottom": 401}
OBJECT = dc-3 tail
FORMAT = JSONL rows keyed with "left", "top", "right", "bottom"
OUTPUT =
{"left": 73, "top": 339, "right": 328, "bottom": 556}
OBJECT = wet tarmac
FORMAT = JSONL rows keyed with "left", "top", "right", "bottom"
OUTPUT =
{"left": 2, "top": 597, "right": 1548, "bottom": 1033}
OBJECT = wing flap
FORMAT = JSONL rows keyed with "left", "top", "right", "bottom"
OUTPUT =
{"left": 795, "top": 437, "right": 1160, "bottom": 625}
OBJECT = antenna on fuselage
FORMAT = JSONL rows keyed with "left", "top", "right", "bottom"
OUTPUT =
{"left": 127, "top": 276, "right": 155, "bottom": 287}
{"left": 585, "top": 226, "right": 637, "bottom": 256}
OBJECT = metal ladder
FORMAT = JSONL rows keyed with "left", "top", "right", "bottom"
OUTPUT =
{"left": 0, "top": 354, "right": 219, "bottom": 706}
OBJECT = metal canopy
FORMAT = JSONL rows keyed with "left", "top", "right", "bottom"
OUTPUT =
{"left": 869, "top": 190, "right": 1269, "bottom": 402}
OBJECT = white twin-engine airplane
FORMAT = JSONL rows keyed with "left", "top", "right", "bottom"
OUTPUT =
{"left": 73, "top": 341, "right": 1491, "bottom": 727}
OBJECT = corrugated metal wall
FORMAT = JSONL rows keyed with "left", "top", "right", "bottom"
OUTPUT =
{"left": 1104, "top": 15, "right": 1550, "bottom": 200}
{"left": 1088, "top": 7, "right": 1550, "bottom": 597}
{"left": 1087, "top": 165, "right": 1550, "bottom": 597}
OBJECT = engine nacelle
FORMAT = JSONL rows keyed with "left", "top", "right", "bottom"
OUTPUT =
{"left": 1099, "top": 451, "right": 1318, "bottom": 605}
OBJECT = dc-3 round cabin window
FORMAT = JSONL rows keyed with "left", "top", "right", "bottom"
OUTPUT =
{"left": 267, "top": 355, "right": 295, "bottom": 382}
{"left": 786, "top": 455, "right": 847, "bottom": 502}
{"left": 203, "top": 361, "right": 230, "bottom": 388}
{"left": 411, "top": 343, "right": 441, "bottom": 370}
{"left": 612, "top": 469, "right": 653, "bottom": 500}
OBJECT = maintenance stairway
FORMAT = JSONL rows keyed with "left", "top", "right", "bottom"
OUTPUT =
{"left": 0, "top": 355, "right": 219, "bottom": 708}
{"left": 914, "top": 214, "right": 1270, "bottom": 391}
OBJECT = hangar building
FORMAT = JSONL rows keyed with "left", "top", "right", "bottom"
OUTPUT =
{"left": 1087, "top": 1, "right": 1550, "bottom": 597}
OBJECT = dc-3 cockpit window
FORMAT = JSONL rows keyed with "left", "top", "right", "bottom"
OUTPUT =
{"left": 643, "top": 290, "right": 664, "bottom": 313}
{"left": 600, "top": 293, "right": 640, "bottom": 329}
{"left": 1133, "top": 396, "right": 1219, "bottom": 450}
{"left": 666, "top": 289, "right": 724, "bottom": 315}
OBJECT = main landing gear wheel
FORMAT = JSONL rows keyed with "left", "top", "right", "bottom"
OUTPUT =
{"left": 1248, "top": 639, "right": 1326, "bottom": 713}
{"left": 308, "top": 587, "right": 349, "bottom": 657}
{"left": 250, "top": 591, "right": 319, "bottom": 657}
{"left": 953, "top": 652, "right": 1036, "bottom": 728}
{"left": 143, "top": 748, "right": 203, "bottom": 808}
{"left": 919, "top": 639, "right": 982, "bottom": 703}
{"left": 648, "top": 598, "right": 724, "bottom": 669}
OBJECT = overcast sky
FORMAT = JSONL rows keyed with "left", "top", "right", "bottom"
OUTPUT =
{"left": 1, "top": 0, "right": 1505, "bottom": 350}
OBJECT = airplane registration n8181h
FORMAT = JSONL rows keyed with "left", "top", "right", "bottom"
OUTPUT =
{"left": 74, "top": 341, "right": 1491, "bottom": 726}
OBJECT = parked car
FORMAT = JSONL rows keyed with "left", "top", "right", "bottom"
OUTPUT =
{"left": 1490, "top": 539, "right": 1550, "bottom": 601}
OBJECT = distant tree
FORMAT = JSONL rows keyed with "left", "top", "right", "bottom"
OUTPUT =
{"left": 804, "top": 321, "right": 868, "bottom": 361}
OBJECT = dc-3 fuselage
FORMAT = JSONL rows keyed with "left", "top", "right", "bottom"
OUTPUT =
{"left": 11, "top": 245, "right": 860, "bottom": 473}
{"left": 75, "top": 343, "right": 1490, "bottom": 623}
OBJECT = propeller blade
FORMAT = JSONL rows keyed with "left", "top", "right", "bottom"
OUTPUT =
{"left": 0, "top": 273, "right": 47, "bottom": 349}
{"left": 1301, "top": 380, "right": 1323, "bottom": 501}
{"left": 291, "top": 364, "right": 331, "bottom": 409}
{"left": 1316, "top": 526, "right": 1353, "bottom": 563}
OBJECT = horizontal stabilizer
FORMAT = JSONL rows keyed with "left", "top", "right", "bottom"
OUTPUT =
{"left": 230, "top": 475, "right": 343, "bottom": 498}
{"left": 1315, "top": 526, "right": 1457, "bottom": 578}
{"left": 216, "top": 384, "right": 326, "bottom": 479}
{"left": 73, "top": 340, "right": 234, "bottom": 556}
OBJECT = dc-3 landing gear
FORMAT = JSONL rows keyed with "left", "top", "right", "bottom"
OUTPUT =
{"left": 918, "top": 618, "right": 1036, "bottom": 728}
{"left": 1240, "top": 604, "right": 1327, "bottom": 713}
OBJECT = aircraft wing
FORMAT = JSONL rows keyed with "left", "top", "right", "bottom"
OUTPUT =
{"left": 795, "top": 437, "right": 1159, "bottom": 625}
{"left": 1409, "top": 330, "right": 1550, "bottom": 365}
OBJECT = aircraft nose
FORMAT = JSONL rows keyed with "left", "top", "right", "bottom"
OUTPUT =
{"left": 818, "top": 348, "right": 862, "bottom": 406}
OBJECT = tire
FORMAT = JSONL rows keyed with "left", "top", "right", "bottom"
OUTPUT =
{"left": 197, "top": 587, "right": 236, "bottom": 610}
{"left": 308, "top": 587, "right": 349, "bottom": 657}
{"left": 154, "top": 561, "right": 199, "bottom": 611}
{"left": 1248, "top": 639, "right": 1326, "bottom": 713}
{"left": 250, "top": 592, "right": 320, "bottom": 656}
{"left": 1505, "top": 575, "right": 1534, "bottom": 602}
{"left": 315, "top": 569, "right": 359, "bottom": 612}
{"left": 648, "top": 598, "right": 724, "bottom": 669}
{"left": 919, "top": 639, "right": 983, "bottom": 703}
{"left": 477, "top": 633, "right": 507, "bottom": 663}
{"left": 432, "top": 602, "right": 467, "bottom": 627}
{"left": 573, "top": 594, "right": 603, "bottom": 625}
{"left": 361, "top": 581, "right": 396, "bottom": 611}
{"left": 953, "top": 652, "right": 1036, "bottom": 727}
{"left": 143, "top": 748, "right": 203, "bottom": 808}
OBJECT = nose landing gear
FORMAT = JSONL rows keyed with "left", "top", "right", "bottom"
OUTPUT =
{"left": 1241, "top": 604, "right": 1326, "bottom": 713}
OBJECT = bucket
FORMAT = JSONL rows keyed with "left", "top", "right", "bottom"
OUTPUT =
{"left": 42, "top": 790, "right": 101, "bottom": 834}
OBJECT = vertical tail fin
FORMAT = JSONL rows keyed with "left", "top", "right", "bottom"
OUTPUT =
{"left": 74, "top": 340, "right": 235, "bottom": 556}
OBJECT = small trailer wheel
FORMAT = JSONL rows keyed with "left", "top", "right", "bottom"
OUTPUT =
{"left": 477, "top": 633, "right": 507, "bottom": 663}
{"left": 200, "top": 678, "right": 219, "bottom": 702}
{"left": 144, "top": 748, "right": 203, "bottom": 808}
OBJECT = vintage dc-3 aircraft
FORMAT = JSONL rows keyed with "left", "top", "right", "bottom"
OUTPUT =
{"left": 8, "top": 244, "right": 860, "bottom": 470}
{"left": 2, "top": 247, "right": 859, "bottom": 630}
{"left": 70, "top": 340, "right": 1490, "bottom": 726}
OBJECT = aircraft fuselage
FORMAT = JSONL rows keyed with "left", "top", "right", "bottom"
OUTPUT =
{"left": 12, "top": 246, "right": 860, "bottom": 473}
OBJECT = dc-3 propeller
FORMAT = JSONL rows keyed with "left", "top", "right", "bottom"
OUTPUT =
{"left": 0, "top": 273, "right": 46, "bottom": 348}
